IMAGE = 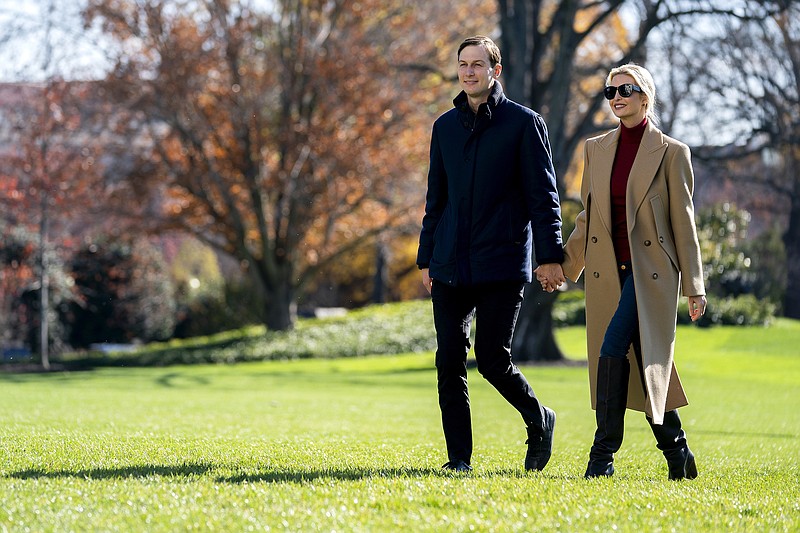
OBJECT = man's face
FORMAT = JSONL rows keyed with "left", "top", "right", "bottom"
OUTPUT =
{"left": 458, "top": 45, "right": 500, "bottom": 101}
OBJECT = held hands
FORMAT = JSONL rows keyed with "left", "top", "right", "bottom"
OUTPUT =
{"left": 535, "top": 263, "right": 566, "bottom": 293}
{"left": 688, "top": 295, "right": 707, "bottom": 322}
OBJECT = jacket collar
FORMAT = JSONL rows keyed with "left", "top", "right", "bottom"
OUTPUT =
{"left": 453, "top": 80, "right": 506, "bottom": 115}
{"left": 597, "top": 119, "right": 664, "bottom": 154}
{"left": 591, "top": 121, "right": 669, "bottom": 234}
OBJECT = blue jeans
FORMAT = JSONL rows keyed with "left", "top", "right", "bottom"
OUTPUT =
{"left": 600, "top": 262, "right": 640, "bottom": 359}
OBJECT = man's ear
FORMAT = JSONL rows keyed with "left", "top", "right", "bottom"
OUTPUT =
{"left": 493, "top": 64, "right": 503, "bottom": 78}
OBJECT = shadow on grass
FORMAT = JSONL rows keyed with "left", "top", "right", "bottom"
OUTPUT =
{"left": 7, "top": 464, "right": 548, "bottom": 483}
{"left": 220, "top": 467, "right": 442, "bottom": 483}
{"left": 8, "top": 463, "right": 215, "bottom": 480}
{"left": 216, "top": 466, "right": 550, "bottom": 483}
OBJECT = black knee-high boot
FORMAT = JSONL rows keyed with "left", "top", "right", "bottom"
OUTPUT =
{"left": 585, "top": 357, "right": 630, "bottom": 478}
{"left": 647, "top": 410, "right": 698, "bottom": 480}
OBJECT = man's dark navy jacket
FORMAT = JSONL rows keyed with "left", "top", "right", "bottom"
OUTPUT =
{"left": 417, "top": 82, "right": 564, "bottom": 286}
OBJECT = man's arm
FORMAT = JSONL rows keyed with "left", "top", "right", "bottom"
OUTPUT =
{"left": 416, "top": 121, "right": 447, "bottom": 270}
{"left": 521, "top": 113, "right": 564, "bottom": 265}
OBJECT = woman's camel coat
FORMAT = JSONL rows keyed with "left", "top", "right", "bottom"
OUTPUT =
{"left": 562, "top": 121, "right": 705, "bottom": 425}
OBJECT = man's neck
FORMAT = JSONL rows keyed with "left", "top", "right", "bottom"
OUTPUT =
{"left": 467, "top": 81, "right": 495, "bottom": 113}
{"left": 467, "top": 97, "right": 485, "bottom": 114}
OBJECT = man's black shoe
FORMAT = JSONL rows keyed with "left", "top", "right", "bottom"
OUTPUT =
{"left": 441, "top": 460, "right": 472, "bottom": 472}
{"left": 525, "top": 406, "right": 556, "bottom": 471}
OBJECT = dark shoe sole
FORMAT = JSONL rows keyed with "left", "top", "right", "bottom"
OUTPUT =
{"left": 442, "top": 460, "right": 473, "bottom": 473}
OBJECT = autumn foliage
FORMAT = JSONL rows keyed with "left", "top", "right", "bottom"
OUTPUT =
{"left": 82, "top": 0, "right": 495, "bottom": 330}
{"left": 0, "top": 79, "right": 104, "bottom": 355}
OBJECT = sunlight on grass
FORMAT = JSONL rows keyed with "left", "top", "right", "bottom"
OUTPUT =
{"left": 1, "top": 322, "right": 798, "bottom": 531}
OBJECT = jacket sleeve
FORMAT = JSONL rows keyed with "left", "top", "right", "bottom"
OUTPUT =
{"left": 562, "top": 142, "right": 591, "bottom": 282}
{"left": 522, "top": 114, "right": 564, "bottom": 265}
{"left": 667, "top": 142, "right": 705, "bottom": 297}
{"left": 416, "top": 121, "right": 447, "bottom": 269}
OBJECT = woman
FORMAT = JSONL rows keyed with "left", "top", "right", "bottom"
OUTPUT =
{"left": 559, "top": 63, "right": 707, "bottom": 480}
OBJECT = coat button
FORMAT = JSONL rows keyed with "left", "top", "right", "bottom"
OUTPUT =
{"left": 652, "top": 273, "right": 659, "bottom": 279}
{"left": 593, "top": 272, "right": 600, "bottom": 278}
{"left": 591, "top": 236, "right": 597, "bottom": 243}
{"left": 659, "top": 236, "right": 664, "bottom": 243}
{"left": 644, "top": 240, "right": 651, "bottom": 246}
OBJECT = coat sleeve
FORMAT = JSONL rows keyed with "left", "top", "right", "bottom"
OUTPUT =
{"left": 416, "top": 121, "right": 447, "bottom": 269}
{"left": 521, "top": 114, "right": 564, "bottom": 265}
{"left": 666, "top": 142, "right": 705, "bottom": 297}
{"left": 562, "top": 141, "right": 590, "bottom": 282}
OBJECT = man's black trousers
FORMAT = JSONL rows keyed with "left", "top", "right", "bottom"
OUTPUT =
{"left": 431, "top": 280, "right": 546, "bottom": 464}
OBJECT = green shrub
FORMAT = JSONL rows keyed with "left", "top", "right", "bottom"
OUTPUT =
{"left": 678, "top": 294, "right": 775, "bottom": 327}
{"left": 67, "top": 238, "right": 177, "bottom": 347}
{"left": 696, "top": 203, "right": 755, "bottom": 298}
{"left": 66, "top": 300, "right": 437, "bottom": 367}
{"left": 58, "top": 290, "right": 776, "bottom": 369}
{"left": 551, "top": 290, "right": 774, "bottom": 328}
{"left": 552, "top": 289, "right": 586, "bottom": 327}
{"left": 742, "top": 225, "right": 787, "bottom": 312}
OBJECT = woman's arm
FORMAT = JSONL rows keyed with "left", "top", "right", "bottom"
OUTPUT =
{"left": 666, "top": 142, "right": 705, "bottom": 298}
{"left": 561, "top": 141, "right": 591, "bottom": 282}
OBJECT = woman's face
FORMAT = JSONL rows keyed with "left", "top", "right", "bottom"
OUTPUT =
{"left": 607, "top": 73, "right": 647, "bottom": 126}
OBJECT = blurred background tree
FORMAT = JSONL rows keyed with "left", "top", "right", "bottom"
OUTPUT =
{"left": 65, "top": 237, "right": 176, "bottom": 348}
{"left": 701, "top": 202, "right": 783, "bottom": 307}
{"left": 655, "top": 1, "right": 800, "bottom": 318}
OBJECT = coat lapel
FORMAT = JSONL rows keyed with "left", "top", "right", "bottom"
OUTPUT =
{"left": 590, "top": 128, "right": 620, "bottom": 235}
{"left": 627, "top": 122, "right": 667, "bottom": 232}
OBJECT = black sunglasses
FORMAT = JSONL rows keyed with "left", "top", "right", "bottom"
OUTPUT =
{"left": 603, "top": 83, "right": 643, "bottom": 99}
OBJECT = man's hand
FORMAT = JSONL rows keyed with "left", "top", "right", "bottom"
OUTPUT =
{"left": 422, "top": 268, "right": 433, "bottom": 294}
{"left": 534, "top": 263, "right": 566, "bottom": 293}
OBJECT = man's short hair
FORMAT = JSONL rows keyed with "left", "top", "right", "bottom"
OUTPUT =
{"left": 458, "top": 35, "right": 502, "bottom": 67}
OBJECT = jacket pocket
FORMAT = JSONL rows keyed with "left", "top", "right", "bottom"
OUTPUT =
{"left": 649, "top": 195, "right": 679, "bottom": 269}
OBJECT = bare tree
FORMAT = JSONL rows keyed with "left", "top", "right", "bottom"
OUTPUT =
{"left": 656, "top": 1, "right": 800, "bottom": 317}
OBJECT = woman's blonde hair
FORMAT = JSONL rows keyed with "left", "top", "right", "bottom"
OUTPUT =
{"left": 606, "top": 63, "right": 658, "bottom": 126}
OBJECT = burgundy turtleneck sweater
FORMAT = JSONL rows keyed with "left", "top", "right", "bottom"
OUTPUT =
{"left": 610, "top": 118, "right": 647, "bottom": 263}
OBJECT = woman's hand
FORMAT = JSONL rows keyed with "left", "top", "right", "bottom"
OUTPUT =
{"left": 688, "top": 295, "right": 707, "bottom": 322}
{"left": 535, "top": 263, "right": 566, "bottom": 292}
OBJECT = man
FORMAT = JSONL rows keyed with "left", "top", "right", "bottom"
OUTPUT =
{"left": 417, "top": 35, "right": 565, "bottom": 472}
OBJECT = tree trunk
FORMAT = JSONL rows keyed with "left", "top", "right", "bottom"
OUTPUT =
{"left": 512, "top": 285, "right": 563, "bottom": 362}
{"left": 497, "top": 0, "right": 532, "bottom": 103}
{"left": 38, "top": 191, "right": 50, "bottom": 371}
{"left": 254, "top": 258, "right": 295, "bottom": 331}
{"left": 499, "top": 0, "right": 569, "bottom": 362}
{"left": 264, "top": 279, "right": 295, "bottom": 331}
{"left": 783, "top": 168, "right": 800, "bottom": 318}
{"left": 372, "top": 239, "right": 389, "bottom": 304}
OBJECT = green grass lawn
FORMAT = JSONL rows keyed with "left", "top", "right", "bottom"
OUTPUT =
{"left": 1, "top": 321, "right": 799, "bottom": 531}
